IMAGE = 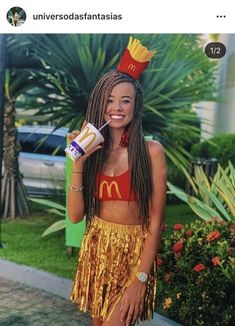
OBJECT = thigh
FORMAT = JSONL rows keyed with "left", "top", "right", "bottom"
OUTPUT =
{"left": 102, "top": 300, "right": 136, "bottom": 326}
{"left": 93, "top": 317, "right": 103, "bottom": 326}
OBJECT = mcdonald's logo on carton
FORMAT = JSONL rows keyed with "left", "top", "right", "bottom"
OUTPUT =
{"left": 78, "top": 126, "right": 97, "bottom": 151}
{"left": 128, "top": 63, "right": 136, "bottom": 71}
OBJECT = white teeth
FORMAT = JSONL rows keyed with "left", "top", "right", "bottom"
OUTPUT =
{"left": 110, "top": 115, "right": 124, "bottom": 120}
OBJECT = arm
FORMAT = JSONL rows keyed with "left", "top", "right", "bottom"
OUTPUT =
{"left": 120, "top": 141, "right": 167, "bottom": 325}
{"left": 67, "top": 127, "right": 102, "bottom": 223}
{"left": 68, "top": 158, "right": 86, "bottom": 223}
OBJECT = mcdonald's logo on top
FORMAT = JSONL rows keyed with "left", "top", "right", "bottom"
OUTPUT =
{"left": 98, "top": 181, "right": 122, "bottom": 199}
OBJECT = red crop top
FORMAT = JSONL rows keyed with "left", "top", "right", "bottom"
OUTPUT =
{"left": 96, "top": 170, "right": 137, "bottom": 201}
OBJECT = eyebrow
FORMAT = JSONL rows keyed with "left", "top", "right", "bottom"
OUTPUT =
{"left": 109, "top": 95, "right": 132, "bottom": 99}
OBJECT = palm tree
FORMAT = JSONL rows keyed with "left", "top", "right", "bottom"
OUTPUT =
{"left": 23, "top": 34, "right": 218, "bottom": 170}
{"left": 1, "top": 35, "right": 42, "bottom": 218}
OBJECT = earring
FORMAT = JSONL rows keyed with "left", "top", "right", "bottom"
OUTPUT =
{"left": 119, "top": 126, "right": 131, "bottom": 147}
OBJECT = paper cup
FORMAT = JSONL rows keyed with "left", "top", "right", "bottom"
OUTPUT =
{"left": 65, "top": 123, "right": 104, "bottom": 161}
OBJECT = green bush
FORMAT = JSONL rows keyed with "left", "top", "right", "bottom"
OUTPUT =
{"left": 156, "top": 219, "right": 235, "bottom": 325}
{"left": 191, "top": 133, "right": 235, "bottom": 167}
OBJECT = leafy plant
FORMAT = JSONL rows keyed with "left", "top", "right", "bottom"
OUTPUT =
{"left": 29, "top": 198, "right": 66, "bottom": 237}
{"left": 168, "top": 162, "right": 235, "bottom": 222}
{"left": 156, "top": 219, "right": 235, "bottom": 325}
{"left": 191, "top": 133, "right": 235, "bottom": 166}
{"left": 19, "top": 34, "right": 218, "bottom": 170}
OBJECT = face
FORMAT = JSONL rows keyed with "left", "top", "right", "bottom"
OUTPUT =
{"left": 104, "top": 82, "right": 136, "bottom": 129}
{"left": 13, "top": 13, "right": 20, "bottom": 21}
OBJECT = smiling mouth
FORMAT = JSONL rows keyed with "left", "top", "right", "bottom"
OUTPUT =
{"left": 110, "top": 114, "right": 125, "bottom": 120}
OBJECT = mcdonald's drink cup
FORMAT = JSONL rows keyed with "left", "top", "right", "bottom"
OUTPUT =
{"left": 65, "top": 123, "right": 104, "bottom": 161}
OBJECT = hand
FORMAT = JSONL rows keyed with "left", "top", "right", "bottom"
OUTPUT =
{"left": 67, "top": 120, "right": 88, "bottom": 142}
{"left": 68, "top": 120, "right": 103, "bottom": 165}
{"left": 120, "top": 279, "right": 146, "bottom": 326}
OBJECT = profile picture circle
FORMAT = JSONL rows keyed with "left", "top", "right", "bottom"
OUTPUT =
{"left": 7, "top": 7, "right": 26, "bottom": 27}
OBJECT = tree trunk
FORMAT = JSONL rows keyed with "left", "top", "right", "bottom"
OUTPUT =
{"left": 1, "top": 97, "right": 31, "bottom": 218}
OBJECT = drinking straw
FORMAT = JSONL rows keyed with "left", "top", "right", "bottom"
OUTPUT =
{"left": 98, "top": 119, "right": 111, "bottom": 131}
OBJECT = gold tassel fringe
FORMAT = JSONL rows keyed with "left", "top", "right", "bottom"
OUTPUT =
{"left": 71, "top": 216, "right": 156, "bottom": 322}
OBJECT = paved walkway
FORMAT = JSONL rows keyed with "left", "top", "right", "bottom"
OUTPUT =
{"left": 0, "top": 259, "right": 181, "bottom": 326}
{"left": 0, "top": 277, "right": 92, "bottom": 326}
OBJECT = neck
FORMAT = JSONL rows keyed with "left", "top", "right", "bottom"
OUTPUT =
{"left": 109, "top": 128, "right": 124, "bottom": 150}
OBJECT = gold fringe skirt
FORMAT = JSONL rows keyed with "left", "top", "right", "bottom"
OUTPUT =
{"left": 71, "top": 216, "right": 156, "bottom": 322}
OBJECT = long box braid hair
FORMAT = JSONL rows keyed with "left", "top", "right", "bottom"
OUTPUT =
{"left": 83, "top": 69, "right": 153, "bottom": 226}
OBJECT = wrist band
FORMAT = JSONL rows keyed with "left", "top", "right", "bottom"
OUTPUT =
{"left": 72, "top": 171, "right": 83, "bottom": 174}
{"left": 69, "top": 184, "right": 84, "bottom": 192}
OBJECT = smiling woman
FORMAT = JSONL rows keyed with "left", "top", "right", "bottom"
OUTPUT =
{"left": 67, "top": 37, "right": 166, "bottom": 326}
{"left": 105, "top": 82, "right": 135, "bottom": 126}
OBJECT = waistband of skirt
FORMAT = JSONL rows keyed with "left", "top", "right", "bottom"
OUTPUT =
{"left": 90, "top": 215, "right": 145, "bottom": 233}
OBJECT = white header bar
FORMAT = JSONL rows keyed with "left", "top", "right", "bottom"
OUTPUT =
{"left": 0, "top": 0, "right": 234, "bottom": 33}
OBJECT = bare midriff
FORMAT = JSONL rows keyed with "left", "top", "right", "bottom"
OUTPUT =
{"left": 98, "top": 200, "right": 142, "bottom": 225}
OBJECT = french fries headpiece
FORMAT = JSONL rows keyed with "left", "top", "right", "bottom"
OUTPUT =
{"left": 117, "top": 36, "right": 156, "bottom": 79}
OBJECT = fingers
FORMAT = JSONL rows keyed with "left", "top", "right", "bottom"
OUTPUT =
{"left": 120, "top": 301, "right": 129, "bottom": 323}
{"left": 81, "top": 120, "right": 88, "bottom": 129}
{"left": 125, "top": 305, "right": 135, "bottom": 326}
{"left": 79, "top": 145, "right": 102, "bottom": 163}
{"left": 67, "top": 119, "right": 87, "bottom": 141}
{"left": 132, "top": 304, "right": 142, "bottom": 325}
{"left": 120, "top": 300, "right": 143, "bottom": 326}
{"left": 68, "top": 130, "right": 80, "bottom": 141}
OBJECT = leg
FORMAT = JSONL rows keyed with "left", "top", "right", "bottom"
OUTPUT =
{"left": 102, "top": 300, "right": 136, "bottom": 326}
{"left": 93, "top": 317, "right": 103, "bottom": 326}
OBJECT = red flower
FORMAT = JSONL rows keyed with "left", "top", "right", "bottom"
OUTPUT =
{"left": 173, "top": 241, "right": 183, "bottom": 258}
{"left": 174, "top": 224, "right": 184, "bottom": 231}
{"left": 156, "top": 257, "right": 164, "bottom": 266}
{"left": 173, "top": 241, "right": 183, "bottom": 253}
{"left": 165, "top": 273, "right": 172, "bottom": 284}
{"left": 185, "top": 230, "right": 193, "bottom": 237}
{"left": 193, "top": 263, "right": 206, "bottom": 272}
{"left": 211, "top": 256, "right": 221, "bottom": 266}
{"left": 206, "top": 230, "right": 221, "bottom": 242}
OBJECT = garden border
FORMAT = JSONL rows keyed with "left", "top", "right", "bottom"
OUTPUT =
{"left": 0, "top": 258, "right": 181, "bottom": 326}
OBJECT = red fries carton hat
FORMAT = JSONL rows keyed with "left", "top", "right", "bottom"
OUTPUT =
{"left": 117, "top": 36, "right": 156, "bottom": 80}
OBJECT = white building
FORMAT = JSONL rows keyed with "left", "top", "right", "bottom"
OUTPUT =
{"left": 197, "top": 34, "right": 235, "bottom": 139}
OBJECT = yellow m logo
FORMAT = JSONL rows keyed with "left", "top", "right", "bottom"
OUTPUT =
{"left": 128, "top": 63, "right": 136, "bottom": 71}
{"left": 99, "top": 181, "right": 122, "bottom": 199}
{"left": 78, "top": 126, "right": 96, "bottom": 151}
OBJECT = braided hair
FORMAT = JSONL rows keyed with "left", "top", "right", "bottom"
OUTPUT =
{"left": 83, "top": 69, "right": 152, "bottom": 225}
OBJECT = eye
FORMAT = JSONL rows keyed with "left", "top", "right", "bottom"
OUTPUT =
{"left": 122, "top": 99, "right": 131, "bottom": 104}
{"left": 107, "top": 98, "right": 113, "bottom": 103}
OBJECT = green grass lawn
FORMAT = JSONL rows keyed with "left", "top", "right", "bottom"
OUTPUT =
{"left": 0, "top": 202, "right": 197, "bottom": 280}
{"left": 165, "top": 203, "right": 197, "bottom": 226}
{"left": 0, "top": 201, "right": 79, "bottom": 280}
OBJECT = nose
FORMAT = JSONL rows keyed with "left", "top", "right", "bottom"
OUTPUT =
{"left": 112, "top": 101, "right": 122, "bottom": 112}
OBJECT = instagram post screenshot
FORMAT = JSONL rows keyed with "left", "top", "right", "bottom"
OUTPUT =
{"left": 0, "top": 1, "right": 234, "bottom": 325}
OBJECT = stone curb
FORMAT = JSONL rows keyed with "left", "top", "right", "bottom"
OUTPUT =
{"left": 0, "top": 258, "right": 72, "bottom": 299}
{"left": 0, "top": 258, "right": 181, "bottom": 326}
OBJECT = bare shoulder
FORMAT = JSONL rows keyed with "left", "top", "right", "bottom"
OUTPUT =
{"left": 146, "top": 140, "right": 167, "bottom": 179}
{"left": 146, "top": 140, "right": 165, "bottom": 160}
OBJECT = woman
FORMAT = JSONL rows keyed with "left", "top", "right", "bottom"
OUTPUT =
{"left": 68, "top": 38, "right": 167, "bottom": 326}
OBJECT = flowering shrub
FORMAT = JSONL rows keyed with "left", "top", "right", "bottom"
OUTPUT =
{"left": 156, "top": 219, "right": 235, "bottom": 325}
